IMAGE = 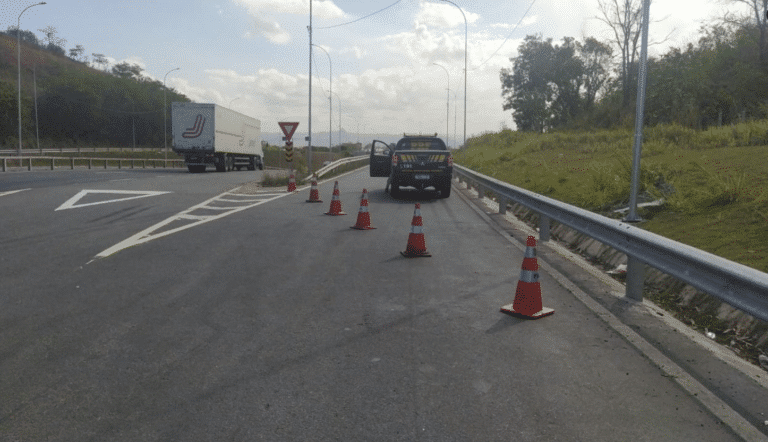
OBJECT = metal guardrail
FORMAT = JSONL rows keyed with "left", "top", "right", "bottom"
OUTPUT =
{"left": 0, "top": 148, "right": 158, "bottom": 155}
{"left": 1, "top": 157, "right": 184, "bottom": 172}
{"left": 453, "top": 163, "right": 768, "bottom": 323}
{"left": 305, "top": 155, "right": 369, "bottom": 181}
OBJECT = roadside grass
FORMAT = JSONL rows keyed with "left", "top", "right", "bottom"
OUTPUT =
{"left": 460, "top": 123, "right": 768, "bottom": 274}
{"left": 460, "top": 122, "right": 768, "bottom": 365}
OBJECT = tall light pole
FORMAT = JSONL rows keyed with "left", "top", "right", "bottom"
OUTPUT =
{"left": 308, "top": 0, "right": 313, "bottom": 172}
{"left": 17, "top": 1, "right": 46, "bottom": 157}
{"left": 625, "top": 0, "right": 652, "bottom": 224}
{"left": 333, "top": 92, "right": 341, "bottom": 153}
{"left": 312, "top": 44, "right": 332, "bottom": 153}
{"left": 163, "top": 67, "right": 180, "bottom": 163}
{"left": 433, "top": 63, "right": 450, "bottom": 143}
{"left": 440, "top": 0, "right": 466, "bottom": 152}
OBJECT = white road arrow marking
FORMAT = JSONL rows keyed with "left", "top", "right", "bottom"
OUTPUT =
{"left": 93, "top": 190, "right": 286, "bottom": 259}
{"left": 55, "top": 189, "right": 172, "bottom": 211}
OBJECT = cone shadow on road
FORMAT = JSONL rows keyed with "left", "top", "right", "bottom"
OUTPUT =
{"left": 485, "top": 316, "right": 525, "bottom": 334}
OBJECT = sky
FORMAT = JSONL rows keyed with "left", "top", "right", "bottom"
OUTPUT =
{"left": 0, "top": 0, "right": 751, "bottom": 147}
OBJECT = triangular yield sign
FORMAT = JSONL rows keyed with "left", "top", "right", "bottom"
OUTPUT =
{"left": 278, "top": 122, "right": 299, "bottom": 141}
{"left": 56, "top": 189, "right": 172, "bottom": 211}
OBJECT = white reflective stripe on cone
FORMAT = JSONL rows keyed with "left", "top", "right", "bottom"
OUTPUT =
{"left": 359, "top": 206, "right": 369, "bottom": 213}
{"left": 524, "top": 247, "right": 536, "bottom": 258}
{"left": 410, "top": 225, "right": 424, "bottom": 234}
{"left": 519, "top": 269, "right": 539, "bottom": 283}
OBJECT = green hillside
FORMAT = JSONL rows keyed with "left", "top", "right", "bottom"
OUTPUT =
{"left": 460, "top": 124, "right": 768, "bottom": 274}
{"left": 0, "top": 33, "right": 189, "bottom": 150}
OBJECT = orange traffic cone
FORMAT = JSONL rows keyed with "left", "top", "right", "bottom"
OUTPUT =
{"left": 351, "top": 188, "right": 376, "bottom": 230}
{"left": 287, "top": 171, "right": 297, "bottom": 192}
{"left": 500, "top": 236, "right": 554, "bottom": 319}
{"left": 401, "top": 203, "right": 431, "bottom": 257}
{"left": 325, "top": 181, "right": 346, "bottom": 215}
{"left": 306, "top": 174, "right": 322, "bottom": 203}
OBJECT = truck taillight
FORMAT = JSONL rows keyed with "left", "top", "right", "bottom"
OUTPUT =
{"left": 392, "top": 154, "right": 399, "bottom": 166}
{"left": 447, "top": 154, "right": 453, "bottom": 167}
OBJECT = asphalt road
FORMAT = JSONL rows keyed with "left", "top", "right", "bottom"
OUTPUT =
{"left": 0, "top": 167, "right": 761, "bottom": 441}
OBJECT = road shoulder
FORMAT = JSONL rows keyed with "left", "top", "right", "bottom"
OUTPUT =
{"left": 452, "top": 178, "right": 768, "bottom": 441}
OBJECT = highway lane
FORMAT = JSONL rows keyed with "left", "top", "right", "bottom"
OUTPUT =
{"left": 0, "top": 168, "right": 751, "bottom": 440}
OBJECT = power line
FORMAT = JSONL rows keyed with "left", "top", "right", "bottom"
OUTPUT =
{"left": 316, "top": 0, "right": 403, "bottom": 30}
{"left": 475, "top": 0, "right": 537, "bottom": 69}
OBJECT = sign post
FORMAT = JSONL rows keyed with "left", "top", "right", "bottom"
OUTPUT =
{"left": 278, "top": 122, "right": 299, "bottom": 173}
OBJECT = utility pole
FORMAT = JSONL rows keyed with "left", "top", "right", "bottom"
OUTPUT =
{"left": 307, "top": 0, "right": 313, "bottom": 172}
{"left": 17, "top": 2, "right": 47, "bottom": 157}
{"left": 163, "top": 67, "right": 180, "bottom": 164}
{"left": 34, "top": 65, "right": 40, "bottom": 152}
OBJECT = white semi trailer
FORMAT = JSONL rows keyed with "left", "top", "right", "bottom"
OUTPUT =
{"left": 172, "top": 102, "right": 264, "bottom": 173}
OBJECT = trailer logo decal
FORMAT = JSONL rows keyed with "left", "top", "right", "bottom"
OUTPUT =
{"left": 182, "top": 114, "right": 206, "bottom": 138}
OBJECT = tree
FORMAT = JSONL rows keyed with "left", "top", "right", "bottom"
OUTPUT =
{"left": 92, "top": 53, "right": 108, "bottom": 71}
{"left": 501, "top": 35, "right": 555, "bottom": 132}
{"left": 38, "top": 25, "right": 66, "bottom": 48}
{"left": 501, "top": 35, "right": 587, "bottom": 131}
{"left": 111, "top": 62, "right": 144, "bottom": 80}
{"left": 45, "top": 43, "right": 66, "bottom": 57}
{"left": 548, "top": 37, "right": 584, "bottom": 127}
{"left": 596, "top": 0, "right": 646, "bottom": 108}
{"left": 68, "top": 44, "right": 86, "bottom": 62}
{"left": 5, "top": 26, "right": 40, "bottom": 47}
{"left": 722, "top": 0, "right": 768, "bottom": 66}
{"left": 579, "top": 37, "right": 613, "bottom": 110}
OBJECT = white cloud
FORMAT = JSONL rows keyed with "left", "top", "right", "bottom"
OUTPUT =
{"left": 232, "top": 0, "right": 347, "bottom": 44}
{"left": 232, "top": 0, "right": 346, "bottom": 19}
{"left": 340, "top": 45, "right": 366, "bottom": 59}
{"left": 415, "top": 1, "right": 480, "bottom": 29}
{"left": 521, "top": 15, "right": 538, "bottom": 27}
{"left": 252, "top": 16, "right": 291, "bottom": 44}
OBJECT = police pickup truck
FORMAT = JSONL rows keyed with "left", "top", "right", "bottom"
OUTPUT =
{"left": 369, "top": 134, "right": 453, "bottom": 198}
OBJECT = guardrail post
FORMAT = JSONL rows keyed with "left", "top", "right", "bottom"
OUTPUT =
{"left": 625, "top": 256, "right": 645, "bottom": 301}
{"left": 130, "top": 159, "right": 134, "bottom": 169}
{"left": 88, "top": 159, "right": 92, "bottom": 169}
{"left": 142, "top": 160, "right": 146, "bottom": 169}
{"left": 539, "top": 214, "right": 550, "bottom": 242}
{"left": 498, "top": 196, "right": 507, "bottom": 215}
{"left": 118, "top": 160, "right": 122, "bottom": 169}
{"left": 27, "top": 158, "right": 31, "bottom": 171}
{"left": 104, "top": 159, "right": 107, "bottom": 169}
{"left": 2, "top": 158, "right": 5, "bottom": 172}
{"left": 71, "top": 158, "right": 75, "bottom": 170}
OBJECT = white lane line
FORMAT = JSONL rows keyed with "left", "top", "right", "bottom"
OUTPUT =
{"left": 0, "top": 188, "right": 31, "bottom": 197}
{"left": 56, "top": 189, "right": 172, "bottom": 211}
{"left": 199, "top": 205, "right": 240, "bottom": 211}
{"left": 110, "top": 178, "right": 133, "bottom": 182}
{"left": 94, "top": 190, "right": 287, "bottom": 259}
{"left": 220, "top": 198, "right": 268, "bottom": 203}
{"left": 178, "top": 214, "right": 214, "bottom": 221}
